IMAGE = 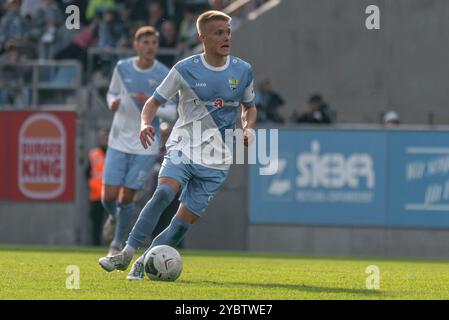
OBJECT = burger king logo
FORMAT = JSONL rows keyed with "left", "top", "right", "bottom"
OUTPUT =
{"left": 18, "top": 113, "right": 66, "bottom": 199}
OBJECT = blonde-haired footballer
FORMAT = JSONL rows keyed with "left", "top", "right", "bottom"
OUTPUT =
{"left": 99, "top": 11, "right": 257, "bottom": 280}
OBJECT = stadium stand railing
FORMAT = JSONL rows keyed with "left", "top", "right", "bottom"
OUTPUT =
{"left": 0, "top": 59, "right": 82, "bottom": 110}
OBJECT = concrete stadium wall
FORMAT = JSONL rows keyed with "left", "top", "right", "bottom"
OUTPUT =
{"left": 0, "top": 163, "right": 89, "bottom": 245}
{"left": 0, "top": 202, "right": 78, "bottom": 244}
{"left": 248, "top": 225, "right": 449, "bottom": 260}
{"left": 231, "top": 0, "right": 449, "bottom": 125}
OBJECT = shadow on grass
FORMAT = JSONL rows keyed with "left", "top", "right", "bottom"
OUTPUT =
{"left": 178, "top": 279, "right": 383, "bottom": 297}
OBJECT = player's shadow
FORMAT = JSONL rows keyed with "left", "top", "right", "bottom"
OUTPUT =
{"left": 179, "top": 280, "right": 382, "bottom": 296}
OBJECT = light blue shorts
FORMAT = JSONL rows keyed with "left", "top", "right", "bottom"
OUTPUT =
{"left": 103, "top": 147, "right": 158, "bottom": 190}
{"left": 158, "top": 151, "right": 229, "bottom": 216}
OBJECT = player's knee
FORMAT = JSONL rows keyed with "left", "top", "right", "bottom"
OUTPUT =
{"left": 119, "top": 187, "right": 136, "bottom": 204}
{"left": 119, "top": 194, "right": 134, "bottom": 204}
{"left": 102, "top": 186, "right": 118, "bottom": 203}
{"left": 176, "top": 205, "right": 200, "bottom": 224}
{"left": 153, "top": 184, "right": 177, "bottom": 207}
{"left": 101, "top": 194, "right": 116, "bottom": 204}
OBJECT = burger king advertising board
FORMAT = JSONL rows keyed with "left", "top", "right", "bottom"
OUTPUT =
{"left": 0, "top": 111, "right": 76, "bottom": 202}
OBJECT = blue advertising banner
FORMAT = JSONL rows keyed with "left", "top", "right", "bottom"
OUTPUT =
{"left": 250, "top": 129, "right": 449, "bottom": 228}
{"left": 387, "top": 131, "right": 449, "bottom": 228}
{"left": 249, "top": 130, "right": 388, "bottom": 226}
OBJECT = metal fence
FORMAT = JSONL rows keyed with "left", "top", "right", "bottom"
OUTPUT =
{"left": 0, "top": 60, "right": 82, "bottom": 110}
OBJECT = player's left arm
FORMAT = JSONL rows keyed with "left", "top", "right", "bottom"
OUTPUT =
{"left": 241, "top": 104, "right": 257, "bottom": 147}
{"left": 241, "top": 67, "right": 257, "bottom": 146}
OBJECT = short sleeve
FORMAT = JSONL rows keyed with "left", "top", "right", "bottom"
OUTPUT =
{"left": 154, "top": 67, "right": 182, "bottom": 104}
{"left": 107, "top": 67, "right": 121, "bottom": 95}
{"left": 242, "top": 66, "right": 255, "bottom": 107}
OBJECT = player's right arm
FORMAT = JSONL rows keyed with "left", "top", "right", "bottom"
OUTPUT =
{"left": 106, "top": 67, "right": 121, "bottom": 112}
{"left": 140, "top": 97, "right": 161, "bottom": 149}
{"left": 140, "top": 66, "right": 181, "bottom": 149}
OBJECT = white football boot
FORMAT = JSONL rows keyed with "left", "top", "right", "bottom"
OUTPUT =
{"left": 98, "top": 251, "right": 132, "bottom": 272}
{"left": 126, "top": 260, "right": 145, "bottom": 281}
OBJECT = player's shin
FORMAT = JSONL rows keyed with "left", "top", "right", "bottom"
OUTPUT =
{"left": 111, "top": 202, "right": 135, "bottom": 249}
{"left": 126, "top": 184, "right": 177, "bottom": 251}
{"left": 101, "top": 199, "right": 118, "bottom": 218}
{"left": 142, "top": 215, "right": 191, "bottom": 257}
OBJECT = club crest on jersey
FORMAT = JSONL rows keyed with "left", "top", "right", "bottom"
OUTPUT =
{"left": 214, "top": 98, "right": 224, "bottom": 108}
{"left": 228, "top": 79, "right": 238, "bottom": 90}
{"left": 149, "top": 79, "right": 158, "bottom": 87}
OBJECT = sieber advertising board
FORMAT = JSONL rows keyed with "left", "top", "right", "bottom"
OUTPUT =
{"left": 250, "top": 129, "right": 449, "bottom": 228}
{"left": 250, "top": 130, "right": 388, "bottom": 226}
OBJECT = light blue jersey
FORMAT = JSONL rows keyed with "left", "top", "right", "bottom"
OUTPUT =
{"left": 153, "top": 54, "right": 255, "bottom": 170}
{"left": 107, "top": 57, "right": 176, "bottom": 155}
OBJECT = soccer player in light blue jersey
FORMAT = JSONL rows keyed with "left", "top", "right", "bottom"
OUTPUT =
{"left": 99, "top": 11, "right": 258, "bottom": 279}
{"left": 101, "top": 26, "right": 177, "bottom": 256}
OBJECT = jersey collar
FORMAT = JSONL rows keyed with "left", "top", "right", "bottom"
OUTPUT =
{"left": 200, "top": 54, "right": 230, "bottom": 72}
{"left": 133, "top": 57, "right": 158, "bottom": 73}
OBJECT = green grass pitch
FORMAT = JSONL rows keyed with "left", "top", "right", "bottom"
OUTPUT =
{"left": 1, "top": 244, "right": 449, "bottom": 300}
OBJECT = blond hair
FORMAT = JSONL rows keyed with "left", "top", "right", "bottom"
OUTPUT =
{"left": 196, "top": 10, "right": 232, "bottom": 35}
{"left": 134, "top": 26, "right": 159, "bottom": 42}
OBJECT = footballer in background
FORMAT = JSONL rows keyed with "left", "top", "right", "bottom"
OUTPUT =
{"left": 101, "top": 26, "right": 177, "bottom": 256}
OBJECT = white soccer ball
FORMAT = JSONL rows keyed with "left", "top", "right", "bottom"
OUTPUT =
{"left": 144, "top": 245, "right": 183, "bottom": 281}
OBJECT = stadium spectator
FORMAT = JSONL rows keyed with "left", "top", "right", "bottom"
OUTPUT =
{"left": 165, "top": 0, "right": 188, "bottom": 24}
{"left": 158, "top": 20, "right": 178, "bottom": 67}
{"left": 85, "top": 0, "right": 117, "bottom": 22}
{"left": 54, "top": 17, "right": 99, "bottom": 69}
{"left": 145, "top": 0, "right": 165, "bottom": 32}
{"left": 31, "top": 0, "right": 64, "bottom": 58}
{"left": 383, "top": 111, "right": 400, "bottom": 127}
{"left": 293, "top": 93, "right": 333, "bottom": 124}
{"left": 114, "top": 2, "right": 134, "bottom": 46}
{"left": 0, "top": 0, "right": 29, "bottom": 53}
{"left": 86, "top": 129, "right": 109, "bottom": 246}
{"left": 128, "top": 0, "right": 166, "bottom": 22}
{"left": 127, "top": 0, "right": 148, "bottom": 22}
{"left": 0, "top": 39, "right": 31, "bottom": 107}
{"left": 255, "top": 79, "right": 285, "bottom": 124}
{"left": 0, "top": 0, "right": 267, "bottom": 89}
{"left": 177, "top": 9, "right": 199, "bottom": 52}
{"left": 20, "top": 0, "right": 40, "bottom": 19}
{"left": 97, "top": 8, "right": 124, "bottom": 48}
{"left": 159, "top": 20, "right": 178, "bottom": 48}
{"left": 208, "top": 0, "right": 229, "bottom": 10}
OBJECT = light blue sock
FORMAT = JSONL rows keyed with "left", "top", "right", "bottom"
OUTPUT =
{"left": 142, "top": 215, "right": 191, "bottom": 258}
{"left": 126, "top": 184, "right": 177, "bottom": 250}
{"left": 101, "top": 199, "right": 118, "bottom": 219}
{"left": 112, "top": 202, "right": 135, "bottom": 248}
